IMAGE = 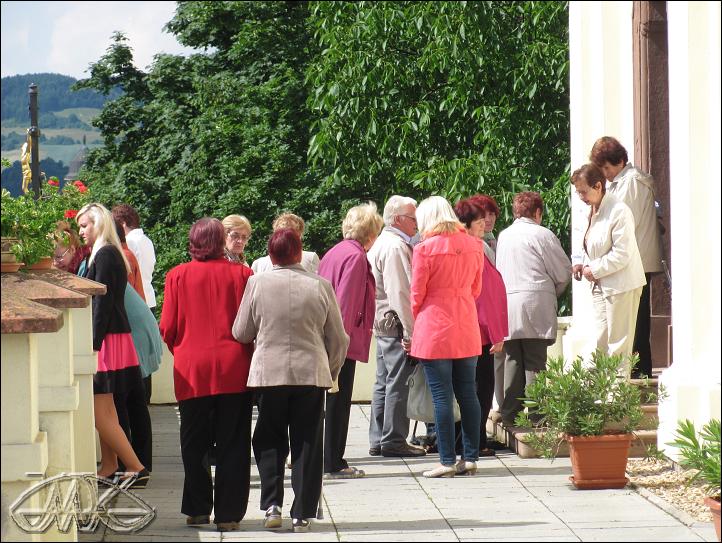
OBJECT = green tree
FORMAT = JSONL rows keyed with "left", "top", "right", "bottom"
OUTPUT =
{"left": 307, "top": 1, "right": 570, "bottom": 243}
{"left": 75, "top": 3, "right": 319, "bottom": 309}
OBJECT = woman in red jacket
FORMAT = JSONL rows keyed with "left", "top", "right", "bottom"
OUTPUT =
{"left": 160, "top": 218, "right": 254, "bottom": 532}
{"left": 454, "top": 198, "right": 509, "bottom": 458}
{"left": 410, "top": 196, "right": 485, "bottom": 478}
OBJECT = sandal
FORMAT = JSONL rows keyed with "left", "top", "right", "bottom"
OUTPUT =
{"left": 115, "top": 468, "right": 151, "bottom": 489}
{"left": 324, "top": 466, "right": 366, "bottom": 479}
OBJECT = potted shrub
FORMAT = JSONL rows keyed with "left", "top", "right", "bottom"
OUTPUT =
{"left": 668, "top": 419, "right": 721, "bottom": 541}
{"left": 515, "top": 351, "right": 647, "bottom": 489}
{"left": 1, "top": 178, "right": 90, "bottom": 269}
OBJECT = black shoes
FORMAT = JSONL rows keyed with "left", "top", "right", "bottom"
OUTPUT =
{"left": 381, "top": 442, "right": 427, "bottom": 457}
{"left": 369, "top": 446, "right": 381, "bottom": 456}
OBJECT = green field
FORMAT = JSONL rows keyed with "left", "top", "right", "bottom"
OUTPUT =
{"left": 1, "top": 107, "right": 102, "bottom": 166}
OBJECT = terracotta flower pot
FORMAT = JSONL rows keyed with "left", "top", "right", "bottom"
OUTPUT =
{"left": 25, "top": 256, "right": 53, "bottom": 270}
{"left": 706, "top": 496, "right": 721, "bottom": 542}
{"left": 566, "top": 433, "right": 633, "bottom": 489}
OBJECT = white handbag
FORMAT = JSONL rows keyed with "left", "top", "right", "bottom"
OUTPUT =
{"left": 406, "top": 364, "right": 461, "bottom": 423}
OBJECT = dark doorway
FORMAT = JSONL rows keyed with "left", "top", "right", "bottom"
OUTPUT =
{"left": 632, "top": 1, "right": 672, "bottom": 367}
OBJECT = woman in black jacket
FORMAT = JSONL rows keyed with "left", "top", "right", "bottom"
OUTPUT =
{"left": 77, "top": 203, "right": 148, "bottom": 485}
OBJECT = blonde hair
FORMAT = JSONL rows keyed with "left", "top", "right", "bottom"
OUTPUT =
{"left": 76, "top": 203, "right": 130, "bottom": 273}
{"left": 222, "top": 214, "right": 252, "bottom": 234}
{"left": 342, "top": 202, "right": 384, "bottom": 246}
{"left": 416, "top": 196, "right": 463, "bottom": 237}
{"left": 272, "top": 213, "right": 305, "bottom": 236}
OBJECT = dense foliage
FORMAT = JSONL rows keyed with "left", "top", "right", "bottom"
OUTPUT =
{"left": 668, "top": 419, "right": 721, "bottom": 498}
{"left": 1, "top": 73, "right": 121, "bottom": 123}
{"left": 75, "top": 1, "right": 571, "bottom": 312}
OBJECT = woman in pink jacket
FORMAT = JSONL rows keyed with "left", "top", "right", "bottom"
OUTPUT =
{"left": 410, "top": 196, "right": 485, "bottom": 478}
{"left": 454, "top": 198, "right": 509, "bottom": 458}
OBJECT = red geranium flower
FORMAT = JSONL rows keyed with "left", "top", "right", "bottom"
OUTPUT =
{"left": 64, "top": 209, "right": 78, "bottom": 219}
{"left": 48, "top": 178, "right": 60, "bottom": 187}
{"left": 73, "top": 180, "right": 88, "bottom": 193}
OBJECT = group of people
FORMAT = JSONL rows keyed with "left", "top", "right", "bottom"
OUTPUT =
{"left": 57, "top": 135, "right": 662, "bottom": 532}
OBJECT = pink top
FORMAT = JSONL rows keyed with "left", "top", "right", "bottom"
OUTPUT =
{"left": 475, "top": 254, "right": 508, "bottom": 346}
{"left": 410, "top": 228, "right": 484, "bottom": 360}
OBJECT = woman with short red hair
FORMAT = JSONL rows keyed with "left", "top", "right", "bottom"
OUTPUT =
{"left": 160, "top": 218, "right": 254, "bottom": 532}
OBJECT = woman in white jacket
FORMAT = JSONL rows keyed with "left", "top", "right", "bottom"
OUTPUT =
{"left": 571, "top": 163, "right": 646, "bottom": 374}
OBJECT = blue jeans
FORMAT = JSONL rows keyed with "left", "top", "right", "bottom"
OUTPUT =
{"left": 422, "top": 357, "right": 481, "bottom": 465}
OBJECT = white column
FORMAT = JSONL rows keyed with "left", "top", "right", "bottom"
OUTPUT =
{"left": 658, "top": 1, "right": 722, "bottom": 456}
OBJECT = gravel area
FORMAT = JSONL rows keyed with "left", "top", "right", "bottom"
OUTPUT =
{"left": 627, "top": 458, "right": 714, "bottom": 523}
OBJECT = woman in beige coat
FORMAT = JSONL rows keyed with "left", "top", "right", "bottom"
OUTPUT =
{"left": 232, "top": 228, "right": 349, "bottom": 533}
{"left": 571, "top": 163, "right": 646, "bottom": 374}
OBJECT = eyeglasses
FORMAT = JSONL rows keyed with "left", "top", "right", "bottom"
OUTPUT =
{"left": 53, "top": 248, "right": 71, "bottom": 261}
{"left": 227, "top": 232, "right": 251, "bottom": 242}
{"left": 399, "top": 215, "right": 417, "bottom": 223}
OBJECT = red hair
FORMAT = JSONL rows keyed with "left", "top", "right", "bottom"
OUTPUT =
{"left": 470, "top": 194, "right": 500, "bottom": 217}
{"left": 268, "top": 228, "right": 302, "bottom": 266}
{"left": 453, "top": 198, "right": 485, "bottom": 229}
{"left": 512, "top": 192, "right": 544, "bottom": 219}
{"left": 189, "top": 218, "right": 225, "bottom": 261}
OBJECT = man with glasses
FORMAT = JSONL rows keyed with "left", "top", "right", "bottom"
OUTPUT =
{"left": 367, "top": 195, "right": 426, "bottom": 458}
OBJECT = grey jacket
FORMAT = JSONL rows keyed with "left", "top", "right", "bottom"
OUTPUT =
{"left": 607, "top": 163, "right": 662, "bottom": 273}
{"left": 232, "top": 264, "right": 349, "bottom": 388}
{"left": 251, "top": 251, "right": 320, "bottom": 274}
{"left": 367, "top": 228, "right": 414, "bottom": 338}
{"left": 496, "top": 218, "right": 572, "bottom": 340}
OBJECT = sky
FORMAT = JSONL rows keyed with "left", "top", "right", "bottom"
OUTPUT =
{"left": 1, "top": 1, "right": 196, "bottom": 80}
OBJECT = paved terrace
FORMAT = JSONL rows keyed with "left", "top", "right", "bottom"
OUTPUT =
{"left": 80, "top": 405, "right": 717, "bottom": 542}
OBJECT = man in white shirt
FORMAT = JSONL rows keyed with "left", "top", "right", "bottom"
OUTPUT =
{"left": 112, "top": 204, "right": 158, "bottom": 403}
{"left": 113, "top": 204, "right": 157, "bottom": 310}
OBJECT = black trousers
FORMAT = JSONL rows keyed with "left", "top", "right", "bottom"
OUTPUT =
{"left": 143, "top": 375, "right": 152, "bottom": 404}
{"left": 178, "top": 392, "right": 252, "bottom": 523}
{"left": 632, "top": 274, "right": 653, "bottom": 377}
{"left": 115, "top": 379, "right": 153, "bottom": 471}
{"left": 324, "top": 358, "right": 356, "bottom": 473}
{"left": 475, "top": 345, "right": 495, "bottom": 449}
{"left": 253, "top": 386, "right": 324, "bottom": 520}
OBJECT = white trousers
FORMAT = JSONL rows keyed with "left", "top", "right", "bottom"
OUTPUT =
{"left": 591, "top": 285, "right": 643, "bottom": 375}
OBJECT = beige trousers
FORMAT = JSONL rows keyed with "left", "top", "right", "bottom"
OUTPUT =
{"left": 591, "top": 285, "right": 643, "bottom": 375}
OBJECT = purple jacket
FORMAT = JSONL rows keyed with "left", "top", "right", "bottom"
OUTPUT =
{"left": 318, "top": 239, "right": 376, "bottom": 362}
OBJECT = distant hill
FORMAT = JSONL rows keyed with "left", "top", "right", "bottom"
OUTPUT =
{"left": 1, "top": 73, "right": 121, "bottom": 126}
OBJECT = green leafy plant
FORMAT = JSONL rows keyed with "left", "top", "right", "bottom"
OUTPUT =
{"left": 667, "top": 419, "right": 721, "bottom": 499}
{"left": 515, "top": 351, "right": 646, "bottom": 459}
{"left": 0, "top": 178, "right": 90, "bottom": 264}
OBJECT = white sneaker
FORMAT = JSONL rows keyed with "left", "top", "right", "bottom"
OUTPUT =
{"left": 422, "top": 464, "right": 456, "bottom": 478}
{"left": 455, "top": 459, "right": 477, "bottom": 475}
{"left": 264, "top": 505, "right": 282, "bottom": 529}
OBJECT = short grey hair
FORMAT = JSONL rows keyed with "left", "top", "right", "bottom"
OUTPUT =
{"left": 383, "top": 195, "right": 417, "bottom": 226}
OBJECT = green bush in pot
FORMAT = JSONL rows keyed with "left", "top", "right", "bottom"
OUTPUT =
{"left": 515, "top": 351, "right": 648, "bottom": 459}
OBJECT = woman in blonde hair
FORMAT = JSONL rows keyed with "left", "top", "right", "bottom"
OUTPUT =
{"left": 318, "top": 202, "right": 384, "bottom": 479}
{"left": 222, "top": 214, "right": 252, "bottom": 266}
{"left": 75, "top": 203, "right": 148, "bottom": 486}
{"left": 251, "top": 213, "right": 320, "bottom": 274}
{"left": 410, "top": 196, "right": 485, "bottom": 478}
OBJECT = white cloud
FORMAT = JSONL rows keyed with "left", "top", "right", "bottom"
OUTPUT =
{"left": 2, "top": 1, "right": 194, "bottom": 79}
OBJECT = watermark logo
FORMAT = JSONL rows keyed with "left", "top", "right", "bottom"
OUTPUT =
{"left": 9, "top": 473, "right": 156, "bottom": 534}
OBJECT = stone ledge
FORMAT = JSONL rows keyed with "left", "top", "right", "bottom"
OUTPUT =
{"left": 23, "top": 268, "right": 105, "bottom": 296}
{"left": 1, "top": 272, "right": 90, "bottom": 309}
{"left": 1, "top": 292, "right": 64, "bottom": 334}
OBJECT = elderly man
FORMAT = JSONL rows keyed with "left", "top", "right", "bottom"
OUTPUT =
{"left": 590, "top": 137, "right": 663, "bottom": 378}
{"left": 367, "top": 195, "right": 426, "bottom": 457}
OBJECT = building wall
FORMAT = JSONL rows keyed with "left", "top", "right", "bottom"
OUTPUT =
{"left": 568, "top": 0, "right": 721, "bottom": 453}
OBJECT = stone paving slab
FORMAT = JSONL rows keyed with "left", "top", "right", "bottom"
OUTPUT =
{"left": 77, "top": 404, "right": 718, "bottom": 542}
